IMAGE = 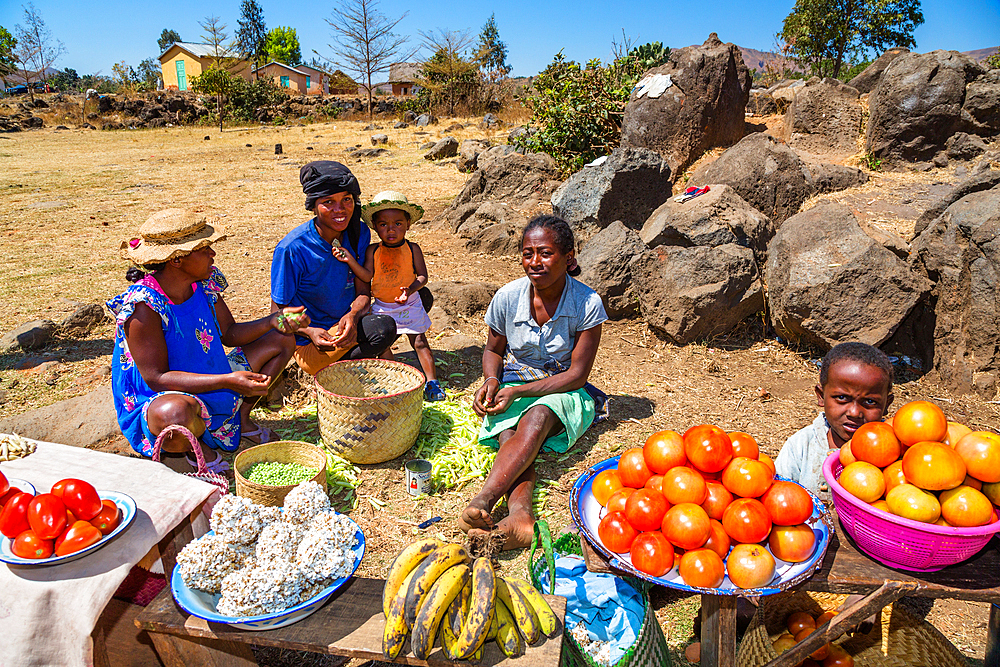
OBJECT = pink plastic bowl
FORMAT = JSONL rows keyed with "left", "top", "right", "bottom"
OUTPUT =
{"left": 823, "top": 451, "right": 1000, "bottom": 572}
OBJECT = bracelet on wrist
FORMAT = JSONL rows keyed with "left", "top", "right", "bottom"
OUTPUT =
{"left": 484, "top": 376, "right": 500, "bottom": 385}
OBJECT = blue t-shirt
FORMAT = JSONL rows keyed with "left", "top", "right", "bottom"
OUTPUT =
{"left": 271, "top": 219, "right": 370, "bottom": 336}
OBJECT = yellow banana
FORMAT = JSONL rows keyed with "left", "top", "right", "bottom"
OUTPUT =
{"left": 453, "top": 557, "right": 496, "bottom": 659}
{"left": 440, "top": 608, "right": 461, "bottom": 659}
{"left": 403, "top": 543, "right": 470, "bottom": 626}
{"left": 506, "top": 576, "right": 560, "bottom": 638}
{"left": 486, "top": 605, "right": 498, "bottom": 640}
{"left": 496, "top": 576, "right": 541, "bottom": 645}
{"left": 447, "top": 577, "right": 471, "bottom": 634}
{"left": 410, "top": 563, "right": 471, "bottom": 660}
{"left": 382, "top": 568, "right": 418, "bottom": 659}
{"left": 494, "top": 597, "right": 525, "bottom": 657}
{"left": 382, "top": 538, "right": 442, "bottom": 617}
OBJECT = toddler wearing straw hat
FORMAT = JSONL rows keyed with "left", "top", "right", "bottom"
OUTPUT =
{"left": 332, "top": 191, "right": 445, "bottom": 401}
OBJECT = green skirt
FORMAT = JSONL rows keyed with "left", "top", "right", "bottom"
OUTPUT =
{"left": 477, "top": 382, "right": 596, "bottom": 454}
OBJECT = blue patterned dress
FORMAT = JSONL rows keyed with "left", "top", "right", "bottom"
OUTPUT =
{"left": 106, "top": 268, "right": 246, "bottom": 456}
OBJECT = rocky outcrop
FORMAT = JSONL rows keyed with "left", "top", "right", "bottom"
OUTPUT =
{"left": 782, "top": 77, "right": 862, "bottom": 159}
{"left": 848, "top": 47, "right": 909, "bottom": 94}
{"left": 577, "top": 222, "right": 648, "bottom": 319}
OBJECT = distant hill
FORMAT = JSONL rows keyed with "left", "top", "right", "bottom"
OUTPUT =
{"left": 737, "top": 45, "right": 999, "bottom": 74}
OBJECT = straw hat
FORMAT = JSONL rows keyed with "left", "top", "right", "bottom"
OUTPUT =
{"left": 360, "top": 191, "right": 424, "bottom": 229}
{"left": 120, "top": 209, "right": 227, "bottom": 266}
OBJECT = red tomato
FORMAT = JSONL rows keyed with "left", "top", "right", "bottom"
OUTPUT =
{"left": 618, "top": 448, "right": 653, "bottom": 488}
{"left": 592, "top": 469, "right": 623, "bottom": 506}
{"left": 625, "top": 488, "right": 669, "bottom": 532}
{"left": 678, "top": 548, "right": 725, "bottom": 588}
{"left": 892, "top": 400, "right": 948, "bottom": 447}
{"left": 629, "top": 531, "right": 674, "bottom": 577}
{"left": 850, "top": 422, "right": 901, "bottom": 468}
{"left": 726, "top": 543, "right": 776, "bottom": 589}
{"left": 0, "top": 492, "right": 33, "bottom": 539}
{"left": 823, "top": 644, "right": 854, "bottom": 667}
{"left": 644, "top": 475, "right": 664, "bottom": 495}
{"left": 643, "top": 430, "right": 686, "bottom": 474}
{"left": 729, "top": 432, "right": 759, "bottom": 460}
{"left": 27, "top": 494, "right": 67, "bottom": 540}
{"left": 55, "top": 479, "right": 102, "bottom": 521}
{"left": 11, "top": 530, "right": 53, "bottom": 559}
{"left": 703, "top": 519, "right": 731, "bottom": 559}
{"left": 768, "top": 523, "right": 817, "bottom": 562}
{"left": 902, "top": 441, "right": 967, "bottom": 490}
{"left": 760, "top": 481, "right": 814, "bottom": 526}
{"left": 50, "top": 479, "right": 68, "bottom": 498}
{"left": 0, "top": 488, "right": 17, "bottom": 507}
{"left": 793, "top": 628, "right": 830, "bottom": 660}
{"left": 721, "top": 457, "right": 774, "bottom": 498}
{"left": 0, "top": 470, "right": 7, "bottom": 497}
{"left": 90, "top": 500, "right": 121, "bottom": 536}
{"left": 758, "top": 453, "right": 776, "bottom": 476}
{"left": 661, "top": 466, "right": 708, "bottom": 505}
{"left": 54, "top": 520, "right": 103, "bottom": 556}
{"left": 683, "top": 424, "right": 733, "bottom": 473}
{"left": 954, "top": 432, "right": 1000, "bottom": 483}
{"left": 722, "top": 498, "right": 772, "bottom": 544}
{"left": 661, "top": 502, "right": 711, "bottom": 550}
{"left": 598, "top": 511, "right": 638, "bottom": 553}
{"left": 606, "top": 487, "right": 637, "bottom": 514}
{"left": 787, "top": 611, "right": 816, "bottom": 635}
{"left": 702, "top": 481, "right": 734, "bottom": 521}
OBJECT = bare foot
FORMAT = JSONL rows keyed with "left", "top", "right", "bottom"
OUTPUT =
{"left": 495, "top": 509, "right": 535, "bottom": 551}
{"left": 459, "top": 497, "right": 495, "bottom": 532}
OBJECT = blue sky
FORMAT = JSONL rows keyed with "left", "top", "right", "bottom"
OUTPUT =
{"left": 1, "top": 0, "right": 997, "bottom": 79}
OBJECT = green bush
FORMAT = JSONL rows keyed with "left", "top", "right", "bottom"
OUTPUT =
{"left": 512, "top": 50, "right": 647, "bottom": 175}
{"left": 191, "top": 70, "right": 287, "bottom": 123}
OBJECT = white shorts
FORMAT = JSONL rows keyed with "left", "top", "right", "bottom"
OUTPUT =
{"left": 372, "top": 294, "right": 432, "bottom": 335}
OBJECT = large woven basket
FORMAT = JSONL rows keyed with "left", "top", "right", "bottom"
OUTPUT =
{"left": 737, "top": 591, "right": 967, "bottom": 667}
{"left": 316, "top": 359, "right": 425, "bottom": 465}
{"left": 234, "top": 441, "right": 327, "bottom": 506}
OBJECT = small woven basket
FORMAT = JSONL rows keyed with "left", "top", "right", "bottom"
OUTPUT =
{"left": 316, "top": 359, "right": 425, "bottom": 465}
{"left": 234, "top": 441, "right": 327, "bottom": 507}
{"left": 823, "top": 451, "right": 1000, "bottom": 571}
{"left": 737, "top": 591, "right": 966, "bottom": 667}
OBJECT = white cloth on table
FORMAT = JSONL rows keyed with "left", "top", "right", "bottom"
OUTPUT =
{"left": 0, "top": 440, "right": 217, "bottom": 667}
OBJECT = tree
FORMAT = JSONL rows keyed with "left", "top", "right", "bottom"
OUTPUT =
{"left": 477, "top": 14, "right": 510, "bottom": 83}
{"left": 780, "top": 0, "right": 924, "bottom": 79}
{"left": 265, "top": 26, "right": 301, "bottom": 66}
{"left": 50, "top": 67, "right": 79, "bottom": 92}
{"left": 199, "top": 16, "right": 237, "bottom": 71}
{"left": 0, "top": 26, "right": 16, "bottom": 85}
{"left": 419, "top": 29, "right": 480, "bottom": 116}
{"left": 192, "top": 66, "right": 241, "bottom": 132}
{"left": 157, "top": 28, "right": 181, "bottom": 53}
{"left": 323, "top": 0, "right": 416, "bottom": 117}
{"left": 235, "top": 0, "right": 267, "bottom": 77}
{"left": 13, "top": 3, "right": 65, "bottom": 101}
{"left": 137, "top": 58, "right": 160, "bottom": 89}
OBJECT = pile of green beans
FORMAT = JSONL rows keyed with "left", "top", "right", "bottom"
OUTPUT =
{"left": 246, "top": 461, "right": 317, "bottom": 486}
{"left": 412, "top": 399, "right": 496, "bottom": 491}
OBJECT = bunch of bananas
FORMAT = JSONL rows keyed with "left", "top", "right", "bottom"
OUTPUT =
{"left": 382, "top": 538, "right": 560, "bottom": 660}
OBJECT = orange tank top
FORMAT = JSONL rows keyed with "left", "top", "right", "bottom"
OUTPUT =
{"left": 371, "top": 242, "right": 416, "bottom": 303}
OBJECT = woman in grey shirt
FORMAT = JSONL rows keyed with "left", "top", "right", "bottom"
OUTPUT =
{"left": 461, "top": 215, "right": 607, "bottom": 549}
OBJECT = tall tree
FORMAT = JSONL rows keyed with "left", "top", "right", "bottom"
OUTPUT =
{"left": 477, "top": 14, "right": 510, "bottom": 83}
{"left": 236, "top": 0, "right": 267, "bottom": 77}
{"left": 324, "top": 0, "right": 416, "bottom": 117}
{"left": 13, "top": 4, "right": 64, "bottom": 101}
{"left": 419, "top": 29, "right": 479, "bottom": 116}
{"left": 136, "top": 58, "right": 160, "bottom": 89}
{"left": 780, "top": 0, "right": 924, "bottom": 79}
{"left": 199, "top": 16, "right": 236, "bottom": 70}
{"left": 0, "top": 27, "right": 16, "bottom": 85}
{"left": 265, "top": 26, "right": 301, "bottom": 66}
{"left": 157, "top": 28, "right": 181, "bottom": 53}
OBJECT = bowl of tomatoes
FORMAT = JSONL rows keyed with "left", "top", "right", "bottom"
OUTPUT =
{"left": 571, "top": 426, "right": 833, "bottom": 596}
{"left": 0, "top": 471, "right": 135, "bottom": 567}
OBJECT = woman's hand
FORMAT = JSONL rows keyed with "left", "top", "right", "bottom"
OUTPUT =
{"left": 226, "top": 371, "right": 271, "bottom": 396}
{"left": 329, "top": 311, "right": 359, "bottom": 349}
{"left": 472, "top": 380, "right": 497, "bottom": 417}
{"left": 485, "top": 386, "right": 518, "bottom": 415}
{"left": 304, "top": 326, "right": 340, "bottom": 351}
{"left": 273, "top": 306, "right": 311, "bottom": 334}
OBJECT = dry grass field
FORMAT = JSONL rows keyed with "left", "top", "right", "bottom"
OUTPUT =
{"left": 1, "top": 111, "right": 998, "bottom": 665}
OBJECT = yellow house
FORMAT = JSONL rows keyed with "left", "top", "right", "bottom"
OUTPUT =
{"left": 254, "top": 62, "right": 311, "bottom": 94}
{"left": 159, "top": 42, "right": 251, "bottom": 91}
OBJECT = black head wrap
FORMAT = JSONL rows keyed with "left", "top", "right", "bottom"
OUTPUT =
{"left": 299, "top": 160, "right": 364, "bottom": 254}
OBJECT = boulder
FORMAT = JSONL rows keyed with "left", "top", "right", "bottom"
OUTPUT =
{"left": 351, "top": 147, "right": 388, "bottom": 158}
{"left": 431, "top": 281, "right": 499, "bottom": 316}
{"left": 139, "top": 104, "right": 164, "bottom": 121}
{"left": 404, "top": 111, "right": 417, "bottom": 122}
{"left": 444, "top": 123, "right": 464, "bottom": 132}
{"left": 577, "top": 221, "right": 647, "bottom": 319}
{"left": 690, "top": 133, "right": 867, "bottom": 224}
{"left": 0, "top": 387, "right": 121, "bottom": 448}
{"left": 910, "top": 184, "right": 1000, "bottom": 396}
{"left": 912, "top": 169, "right": 1000, "bottom": 237}
{"left": 551, "top": 147, "right": 672, "bottom": 231}
{"left": 620, "top": 33, "right": 752, "bottom": 177}
{"left": 455, "top": 201, "right": 527, "bottom": 238}
{"left": 465, "top": 223, "right": 521, "bottom": 256}
{"left": 766, "top": 202, "right": 932, "bottom": 350}
{"left": 424, "top": 137, "right": 459, "bottom": 160}
{"left": 507, "top": 125, "right": 535, "bottom": 146}
{"left": 1, "top": 319, "right": 56, "bottom": 352}
{"left": 481, "top": 113, "right": 501, "bottom": 129}
{"left": 946, "top": 132, "right": 989, "bottom": 161}
{"left": 457, "top": 139, "right": 491, "bottom": 173}
{"left": 770, "top": 80, "right": 806, "bottom": 108}
{"left": 782, "top": 77, "right": 862, "bottom": 159}
{"left": 847, "top": 47, "right": 909, "bottom": 94}
{"left": 371, "top": 133, "right": 388, "bottom": 145}
{"left": 635, "top": 243, "right": 764, "bottom": 344}
{"left": 415, "top": 113, "right": 437, "bottom": 127}
{"left": 865, "top": 50, "right": 986, "bottom": 164}
{"left": 61, "top": 304, "right": 108, "bottom": 331}
{"left": 963, "top": 69, "right": 1000, "bottom": 136}
{"left": 639, "top": 184, "right": 774, "bottom": 266}
{"left": 393, "top": 121, "right": 408, "bottom": 129}
{"left": 419, "top": 141, "right": 436, "bottom": 150}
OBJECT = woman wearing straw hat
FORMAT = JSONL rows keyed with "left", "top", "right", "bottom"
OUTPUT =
{"left": 107, "top": 209, "right": 310, "bottom": 471}
{"left": 270, "top": 161, "right": 397, "bottom": 375}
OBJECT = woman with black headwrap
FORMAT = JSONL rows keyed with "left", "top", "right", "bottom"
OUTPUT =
{"left": 270, "top": 161, "right": 397, "bottom": 374}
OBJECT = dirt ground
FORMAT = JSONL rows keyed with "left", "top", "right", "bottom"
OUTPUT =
{"left": 1, "top": 110, "right": 998, "bottom": 666}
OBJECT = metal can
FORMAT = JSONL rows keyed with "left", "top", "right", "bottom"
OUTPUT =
{"left": 405, "top": 459, "right": 432, "bottom": 496}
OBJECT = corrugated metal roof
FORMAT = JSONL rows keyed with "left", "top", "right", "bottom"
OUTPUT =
{"left": 160, "top": 42, "right": 239, "bottom": 60}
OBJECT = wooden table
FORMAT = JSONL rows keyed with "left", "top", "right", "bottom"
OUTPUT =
{"left": 134, "top": 576, "right": 567, "bottom": 666}
{"left": 582, "top": 517, "right": 1000, "bottom": 667}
